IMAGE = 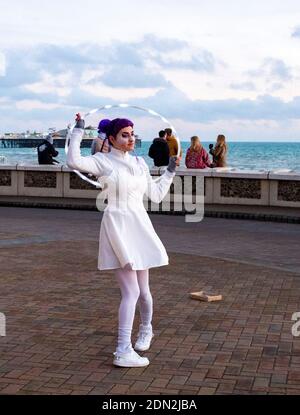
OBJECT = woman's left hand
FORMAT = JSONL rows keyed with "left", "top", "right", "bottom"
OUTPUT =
{"left": 75, "top": 113, "right": 85, "bottom": 129}
{"left": 167, "top": 156, "right": 178, "bottom": 173}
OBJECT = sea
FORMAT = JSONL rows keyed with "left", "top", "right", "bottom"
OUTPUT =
{"left": 0, "top": 141, "right": 299, "bottom": 172}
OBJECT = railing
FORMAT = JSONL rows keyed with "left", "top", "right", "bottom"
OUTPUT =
{"left": 0, "top": 164, "right": 300, "bottom": 209}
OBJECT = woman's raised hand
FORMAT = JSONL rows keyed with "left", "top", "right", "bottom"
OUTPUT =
{"left": 75, "top": 113, "right": 85, "bottom": 129}
{"left": 74, "top": 113, "right": 110, "bottom": 153}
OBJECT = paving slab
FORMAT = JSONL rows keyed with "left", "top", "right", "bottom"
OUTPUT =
{"left": 0, "top": 207, "right": 300, "bottom": 395}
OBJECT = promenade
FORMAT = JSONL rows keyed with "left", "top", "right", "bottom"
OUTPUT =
{"left": 0, "top": 206, "right": 300, "bottom": 395}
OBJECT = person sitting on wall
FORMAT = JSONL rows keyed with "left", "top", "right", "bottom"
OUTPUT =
{"left": 185, "top": 136, "right": 212, "bottom": 169}
{"left": 37, "top": 134, "right": 59, "bottom": 165}
{"left": 165, "top": 128, "right": 182, "bottom": 166}
{"left": 91, "top": 119, "right": 111, "bottom": 155}
{"left": 209, "top": 134, "right": 228, "bottom": 167}
{"left": 148, "top": 130, "right": 170, "bottom": 167}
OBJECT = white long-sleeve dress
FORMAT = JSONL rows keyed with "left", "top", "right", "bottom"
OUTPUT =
{"left": 67, "top": 128, "right": 176, "bottom": 271}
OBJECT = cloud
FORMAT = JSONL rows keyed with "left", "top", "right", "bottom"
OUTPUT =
{"left": 94, "top": 65, "right": 169, "bottom": 88}
{"left": 129, "top": 86, "right": 300, "bottom": 122}
{"left": 156, "top": 49, "right": 216, "bottom": 72}
{"left": 0, "top": 105, "right": 73, "bottom": 128}
{"left": 266, "top": 82, "right": 283, "bottom": 93}
{"left": 230, "top": 81, "right": 256, "bottom": 91}
{"left": 292, "top": 26, "right": 300, "bottom": 38}
{"left": 0, "top": 51, "right": 41, "bottom": 88}
{"left": 0, "top": 52, "right": 5, "bottom": 76}
{"left": 0, "top": 35, "right": 218, "bottom": 105}
{"left": 0, "top": 41, "right": 144, "bottom": 88}
{"left": 140, "top": 34, "right": 188, "bottom": 52}
{"left": 31, "top": 44, "right": 100, "bottom": 74}
{"left": 108, "top": 43, "right": 145, "bottom": 67}
{"left": 0, "top": 85, "right": 61, "bottom": 104}
{"left": 264, "top": 58, "right": 292, "bottom": 80}
{"left": 0, "top": 36, "right": 298, "bottom": 135}
{"left": 248, "top": 58, "right": 292, "bottom": 81}
{"left": 0, "top": 82, "right": 66, "bottom": 105}
{"left": 64, "top": 88, "right": 114, "bottom": 109}
{"left": 6, "top": 84, "right": 300, "bottom": 124}
{"left": 1, "top": 86, "right": 300, "bottom": 137}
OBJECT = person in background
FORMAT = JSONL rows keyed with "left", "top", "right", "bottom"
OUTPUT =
{"left": 148, "top": 130, "right": 170, "bottom": 167}
{"left": 37, "top": 134, "right": 59, "bottom": 165}
{"left": 185, "top": 136, "right": 212, "bottom": 169}
{"left": 91, "top": 119, "right": 111, "bottom": 155}
{"left": 209, "top": 134, "right": 228, "bottom": 167}
{"left": 165, "top": 128, "right": 182, "bottom": 166}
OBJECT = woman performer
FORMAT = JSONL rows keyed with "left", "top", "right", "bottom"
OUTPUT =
{"left": 67, "top": 114, "right": 177, "bottom": 367}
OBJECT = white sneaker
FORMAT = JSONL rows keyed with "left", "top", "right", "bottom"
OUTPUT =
{"left": 134, "top": 325, "right": 154, "bottom": 352}
{"left": 113, "top": 349, "right": 150, "bottom": 368}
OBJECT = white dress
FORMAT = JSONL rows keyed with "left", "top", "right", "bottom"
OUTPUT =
{"left": 67, "top": 128, "right": 175, "bottom": 271}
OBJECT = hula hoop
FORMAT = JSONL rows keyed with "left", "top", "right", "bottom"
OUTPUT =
{"left": 65, "top": 103, "right": 181, "bottom": 188}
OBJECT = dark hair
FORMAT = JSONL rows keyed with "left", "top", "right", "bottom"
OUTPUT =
{"left": 159, "top": 130, "right": 166, "bottom": 138}
{"left": 98, "top": 119, "right": 111, "bottom": 135}
{"left": 105, "top": 118, "right": 134, "bottom": 139}
{"left": 165, "top": 128, "right": 172, "bottom": 136}
{"left": 100, "top": 118, "right": 134, "bottom": 150}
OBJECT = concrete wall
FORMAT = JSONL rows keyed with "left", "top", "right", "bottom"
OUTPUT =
{"left": 1, "top": 164, "right": 300, "bottom": 210}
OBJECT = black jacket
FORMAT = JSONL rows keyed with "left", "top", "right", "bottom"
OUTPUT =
{"left": 37, "top": 140, "right": 59, "bottom": 165}
{"left": 148, "top": 138, "right": 170, "bottom": 167}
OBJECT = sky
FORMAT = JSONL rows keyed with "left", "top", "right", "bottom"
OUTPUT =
{"left": 0, "top": 0, "right": 300, "bottom": 141}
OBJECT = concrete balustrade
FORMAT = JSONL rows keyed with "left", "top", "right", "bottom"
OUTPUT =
{"left": 0, "top": 164, "right": 18, "bottom": 196}
{"left": 0, "top": 164, "right": 300, "bottom": 210}
{"left": 62, "top": 166, "right": 100, "bottom": 199}
{"left": 16, "top": 164, "right": 64, "bottom": 198}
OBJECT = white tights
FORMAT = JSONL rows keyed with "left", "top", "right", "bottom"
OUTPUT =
{"left": 115, "top": 267, "right": 153, "bottom": 354}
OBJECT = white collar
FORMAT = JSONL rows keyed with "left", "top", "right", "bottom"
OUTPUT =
{"left": 110, "top": 146, "right": 129, "bottom": 159}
